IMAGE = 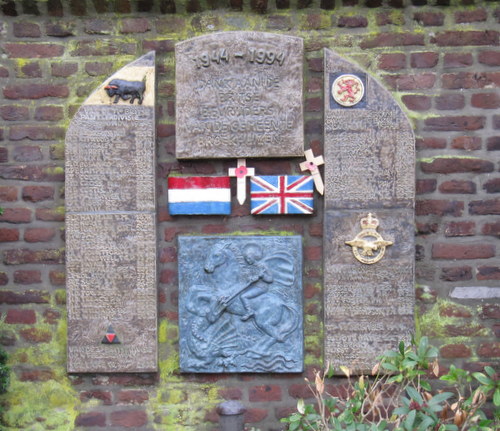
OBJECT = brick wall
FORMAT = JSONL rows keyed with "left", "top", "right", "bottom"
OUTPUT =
{"left": 0, "top": 1, "right": 499, "bottom": 430}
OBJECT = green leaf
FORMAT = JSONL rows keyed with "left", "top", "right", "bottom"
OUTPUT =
{"left": 421, "top": 381, "right": 432, "bottom": 391}
{"left": 393, "top": 407, "right": 409, "bottom": 416}
{"left": 404, "top": 409, "right": 416, "bottom": 430}
{"left": 484, "top": 366, "right": 496, "bottom": 378}
{"left": 428, "top": 392, "right": 453, "bottom": 405}
{"left": 381, "top": 362, "right": 399, "bottom": 372}
{"left": 417, "top": 336, "right": 428, "bottom": 357}
{"left": 494, "top": 387, "right": 500, "bottom": 407}
{"left": 289, "top": 420, "right": 300, "bottom": 431}
{"left": 406, "top": 386, "right": 424, "bottom": 404}
{"left": 399, "top": 341, "right": 405, "bottom": 355}
{"left": 417, "top": 415, "right": 436, "bottom": 431}
{"left": 472, "top": 372, "right": 492, "bottom": 386}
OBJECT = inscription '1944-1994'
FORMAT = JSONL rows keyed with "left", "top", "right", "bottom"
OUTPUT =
{"left": 176, "top": 32, "right": 304, "bottom": 159}
{"left": 193, "top": 47, "right": 286, "bottom": 68}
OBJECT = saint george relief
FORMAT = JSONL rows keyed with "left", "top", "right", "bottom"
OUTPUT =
{"left": 178, "top": 236, "right": 303, "bottom": 373}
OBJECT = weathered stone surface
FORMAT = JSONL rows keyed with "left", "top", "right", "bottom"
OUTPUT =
{"left": 178, "top": 235, "right": 303, "bottom": 373}
{"left": 175, "top": 32, "right": 304, "bottom": 159}
{"left": 450, "top": 287, "right": 500, "bottom": 299}
{"left": 66, "top": 52, "right": 157, "bottom": 373}
{"left": 323, "top": 49, "right": 415, "bottom": 374}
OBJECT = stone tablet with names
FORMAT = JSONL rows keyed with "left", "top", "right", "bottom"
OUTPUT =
{"left": 323, "top": 49, "right": 415, "bottom": 374}
{"left": 175, "top": 32, "right": 304, "bottom": 159}
{"left": 66, "top": 52, "right": 157, "bottom": 373}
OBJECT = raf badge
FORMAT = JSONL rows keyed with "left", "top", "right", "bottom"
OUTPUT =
{"left": 345, "top": 213, "right": 393, "bottom": 264}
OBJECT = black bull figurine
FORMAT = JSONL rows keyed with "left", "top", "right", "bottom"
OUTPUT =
{"left": 104, "top": 79, "right": 146, "bottom": 105}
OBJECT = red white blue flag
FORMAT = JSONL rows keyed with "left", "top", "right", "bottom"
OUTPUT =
{"left": 250, "top": 176, "right": 314, "bottom": 215}
{"left": 168, "top": 177, "right": 231, "bottom": 215}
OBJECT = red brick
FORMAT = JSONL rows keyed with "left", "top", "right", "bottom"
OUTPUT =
{"left": 360, "top": 33, "right": 424, "bottom": 49}
{"left": 0, "top": 273, "right": 8, "bottom": 286}
{"left": 471, "top": 93, "right": 500, "bottom": 109}
{"left": 142, "top": 39, "right": 175, "bottom": 54}
{"left": 6, "top": 309, "right": 36, "bottom": 324}
{"left": 0, "top": 208, "right": 32, "bottom": 224}
{"left": 20, "top": 327, "right": 51, "bottom": 343}
{"left": 422, "top": 157, "right": 492, "bottom": 174}
{"left": 0, "top": 228, "right": 19, "bottom": 242}
{"left": 16, "top": 62, "right": 42, "bottom": 78}
{"left": 85, "top": 62, "right": 113, "bottom": 76}
{"left": 19, "top": 369, "right": 55, "bottom": 381}
{"left": 275, "top": 405, "right": 299, "bottom": 420}
{"left": 12, "top": 146, "right": 43, "bottom": 162}
{"left": 415, "top": 200, "right": 463, "bottom": 216}
{"left": 376, "top": 10, "right": 405, "bottom": 26}
{"left": 4, "top": 84, "right": 69, "bottom": 99}
{"left": 305, "top": 97, "right": 322, "bottom": 112}
{"left": 415, "top": 137, "right": 446, "bottom": 149}
{"left": 416, "top": 179, "right": 436, "bottom": 194}
{"left": 71, "top": 40, "right": 136, "bottom": 56}
{"left": 159, "top": 269, "right": 176, "bottom": 284}
{"left": 80, "top": 390, "right": 113, "bottom": 405}
{"left": 219, "top": 387, "right": 243, "bottom": 400}
{"left": 378, "top": 53, "right": 406, "bottom": 71}
{"left": 450, "top": 136, "right": 481, "bottom": 150}
{"left": 444, "top": 221, "right": 475, "bottom": 237}
{"left": 424, "top": 116, "right": 485, "bottom": 132}
{"left": 120, "top": 18, "right": 150, "bottom": 33}
{"left": 249, "top": 385, "right": 282, "bottom": 402}
{"left": 75, "top": 412, "right": 106, "bottom": 427}
{"left": 337, "top": 15, "right": 367, "bottom": 28}
{"left": 0, "top": 290, "right": 49, "bottom": 304}
{"left": 495, "top": 116, "right": 500, "bottom": 130}
{"left": 157, "top": 124, "right": 175, "bottom": 138}
{"left": 24, "top": 228, "right": 56, "bottom": 243}
{"left": 244, "top": 408, "right": 268, "bottom": 423}
{"left": 432, "top": 243, "right": 495, "bottom": 260}
{"left": 469, "top": 199, "right": 500, "bottom": 215}
{"left": 480, "top": 304, "right": 500, "bottom": 320}
{"left": 51, "top": 62, "right": 78, "bottom": 77}
{"left": 13, "top": 22, "right": 41, "bottom": 37}
{"left": 84, "top": 19, "right": 113, "bottom": 35}
{"left": 478, "top": 265, "right": 500, "bottom": 280}
{"left": 0, "top": 186, "right": 17, "bottom": 202}
{"left": 117, "top": 390, "right": 149, "bottom": 404}
{"left": 416, "top": 222, "right": 438, "bottom": 235}
{"left": 445, "top": 324, "right": 485, "bottom": 338}
{"left": 401, "top": 95, "right": 431, "bottom": 111}
{"left": 383, "top": 73, "right": 436, "bottom": 90}
{"left": 455, "top": 8, "right": 487, "bottom": 24}
{"left": 13, "top": 270, "right": 41, "bottom": 284}
{"left": 413, "top": 12, "right": 444, "bottom": 26}
{"left": 440, "top": 304, "right": 472, "bottom": 318}
{"left": 432, "top": 31, "right": 499, "bottom": 46}
{"left": 0, "top": 67, "right": 8, "bottom": 78}
{"left": 435, "top": 94, "right": 465, "bottom": 111}
{"left": 9, "top": 125, "right": 65, "bottom": 141}
{"left": 442, "top": 72, "right": 500, "bottom": 89}
{"left": 45, "top": 22, "right": 75, "bottom": 37}
{"left": 0, "top": 147, "right": 7, "bottom": 161}
{"left": 110, "top": 410, "right": 148, "bottom": 428}
{"left": 3, "top": 249, "right": 64, "bottom": 265}
{"left": 305, "top": 246, "right": 321, "bottom": 261}
{"left": 288, "top": 383, "right": 314, "bottom": 399}
{"left": 201, "top": 224, "right": 229, "bottom": 234}
{"left": 0, "top": 165, "right": 64, "bottom": 182}
{"left": 34, "top": 106, "right": 64, "bottom": 121}
{"left": 439, "top": 180, "right": 476, "bottom": 194}
{"left": 440, "top": 344, "right": 472, "bottom": 358}
{"left": 443, "top": 53, "right": 473, "bottom": 68}
{"left": 477, "top": 342, "right": 500, "bottom": 358}
{"left": 411, "top": 52, "right": 439, "bottom": 68}
{"left": 0, "top": 105, "right": 29, "bottom": 121}
{"left": 440, "top": 266, "right": 472, "bottom": 281}
{"left": 478, "top": 50, "right": 500, "bottom": 67}
{"left": 43, "top": 308, "right": 61, "bottom": 324}
{"left": 3, "top": 43, "right": 64, "bottom": 58}
{"left": 483, "top": 178, "right": 500, "bottom": 194}
{"left": 49, "top": 271, "right": 65, "bottom": 286}
{"left": 22, "top": 186, "right": 54, "bottom": 203}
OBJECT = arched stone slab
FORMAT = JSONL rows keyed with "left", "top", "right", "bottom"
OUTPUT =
{"left": 175, "top": 32, "right": 304, "bottom": 159}
{"left": 323, "top": 49, "right": 415, "bottom": 374}
{"left": 66, "top": 52, "right": 157, "bottom": 373}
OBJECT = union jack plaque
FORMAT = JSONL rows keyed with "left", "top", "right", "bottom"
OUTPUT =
{"left": 250, "top": 176, "right": 314, "bottom": 215}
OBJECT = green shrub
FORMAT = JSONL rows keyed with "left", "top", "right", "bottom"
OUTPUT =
{"left": 281, "top": 337, "right": 499, "bottom": 431}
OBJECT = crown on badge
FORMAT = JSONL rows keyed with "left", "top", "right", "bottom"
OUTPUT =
{"left": 360, "top": 213, "right": 379, "bottom": 230}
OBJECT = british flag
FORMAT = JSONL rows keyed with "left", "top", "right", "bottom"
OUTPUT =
{"left": 250, "top": 176, "right": 314, "bottom": 215}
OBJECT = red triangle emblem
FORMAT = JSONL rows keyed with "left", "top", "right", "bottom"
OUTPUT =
{"left": 106, "top": 333, "right": 115, "bottom": 343}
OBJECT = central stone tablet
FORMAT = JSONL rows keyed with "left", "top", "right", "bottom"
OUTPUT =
{"left": 178, "top": 236, "right": 303, "bottom": 373}
{"left": 175, "top": 32, "right": 304, "bottom": 159}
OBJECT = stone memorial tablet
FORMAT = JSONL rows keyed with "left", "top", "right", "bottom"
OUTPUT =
{"left": 66, "top": 52, "right": 157, "bottom": 373}
{"left": 178, "top": 236, "right": 303, "bottom": 373}
{"left": 175, "top": 32, "right": 304, "bottom": 159}
{"left": 323, "top": 49, "right": 415, "bottom": 374}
